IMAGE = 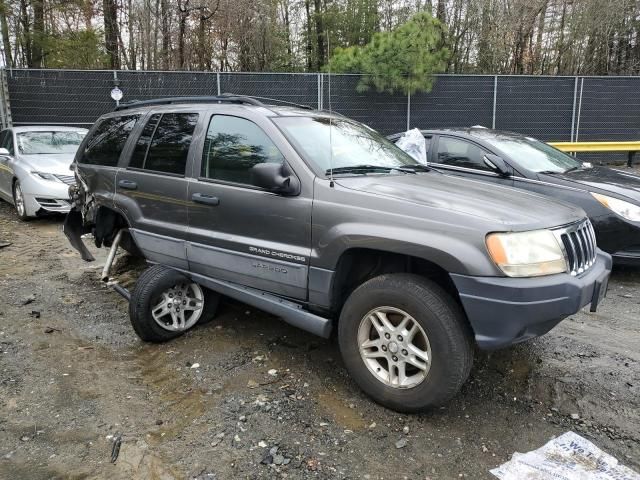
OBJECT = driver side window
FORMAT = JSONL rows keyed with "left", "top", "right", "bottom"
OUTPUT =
{"left": 436, "top": 137, "right": 490, "bottom": 171}
{"left": 201, "top": 115, "right": 285, "bottom": 186}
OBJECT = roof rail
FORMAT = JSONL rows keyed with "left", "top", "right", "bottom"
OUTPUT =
{"left": 114, "top": 94, "right": 265, "bottom": 111}
{"left": 239, "top": 94, "right": 314, "bottom": 110}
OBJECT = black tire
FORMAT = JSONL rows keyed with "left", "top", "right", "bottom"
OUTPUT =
{"left": 338, "top": 273, "right": 473, "bottom": 412}
{"left": 129, "top": 264, "right": 220, "bottom": 342}
{"left": 12, "top": 181, "right": 30, "bottom": 221}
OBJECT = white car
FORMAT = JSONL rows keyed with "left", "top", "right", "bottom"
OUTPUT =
{"left": 0, "top": 126, "right": 88, "bottom": 219}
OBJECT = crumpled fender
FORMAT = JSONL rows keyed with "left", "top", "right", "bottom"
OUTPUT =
{"left": 63, "top": 207, "right": 95, "bottom": 262}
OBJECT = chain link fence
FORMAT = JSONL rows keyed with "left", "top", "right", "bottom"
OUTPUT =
{"left": 1, "top": 68, "right": 639, "bottom": 162}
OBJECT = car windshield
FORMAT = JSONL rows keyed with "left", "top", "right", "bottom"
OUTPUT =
{"left": 273, "top": 116, "right": 419, "bottom": 174}
{"left": 473, "top": 132, "right": 583, "bottom": 174}
{"left": 17, "top": 131, "right": 86, "bottom": 155}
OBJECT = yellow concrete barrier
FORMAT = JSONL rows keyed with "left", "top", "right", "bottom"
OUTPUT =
{"left": 548, "top": 141, "right": 640, "bottom": 166}
{"left": 549, "top": 141, "right": 640, "bottom": 153}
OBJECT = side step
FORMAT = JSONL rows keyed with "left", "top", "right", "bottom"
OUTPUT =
{"left": 184, "top": 271, "right": 333, "bottom": 339}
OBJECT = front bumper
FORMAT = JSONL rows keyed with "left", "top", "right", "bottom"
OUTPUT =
{"left": 21, "top": 176, "right": 73, "bottom": 216}
{"left": 451, "top": 250, "right": 612, "bottom": 350}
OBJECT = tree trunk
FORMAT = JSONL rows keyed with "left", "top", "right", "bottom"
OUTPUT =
{"left": 31, "top": 0, "right": 44, "bottom": 67}
{"left": 103, "top": 0, "right": 120, "bottom": 69}
{"left": 161, "top": 0, "right": 170, "bottom": 69}
{"left": 178, "top": 0, "right": 189, "bottom": 69}
{"left": 313, "top": 0, "right": 325, "bottom": 69}
{"left": 128, "top": 0, "right": 136, "bottom": 69}
{"left": 304, "top": 0, "right": 313, "bottom": 70}
{"left": 0, "top": 0, "right": 12, "bottom": 68}
{"left": 19, "top": 0, "right": 31, "bottom": 66}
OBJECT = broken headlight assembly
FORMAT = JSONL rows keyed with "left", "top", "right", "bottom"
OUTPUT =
{"left": 591, "top": 192, "right": 640, "bottom": 222}
{"left": 31, "top": 171, "right": 60, "bottom": 182}
{"left": 486, "top": 229, "right": 567, "bottom": 277}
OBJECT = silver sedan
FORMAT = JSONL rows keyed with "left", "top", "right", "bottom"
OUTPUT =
{"left": 0, "top": 126, "right": 88, "bottom": 219}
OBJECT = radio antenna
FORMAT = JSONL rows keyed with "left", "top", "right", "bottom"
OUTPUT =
{"left": 326, "top": 30, "right": 334, "bottom": 187}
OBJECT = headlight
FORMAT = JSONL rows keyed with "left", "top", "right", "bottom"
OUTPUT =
{"left": 591, "top": 193, "right": 640, "bottom": 222}
{"left": 31, "top": 171, "right": 59, "bottom": 182}
{"left": 486, "top": 229, "right": 567, "bottom": 277}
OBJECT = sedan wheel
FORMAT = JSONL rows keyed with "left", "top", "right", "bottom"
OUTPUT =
{"left": 13, "top": 181, "right": 29, "bottom": 220}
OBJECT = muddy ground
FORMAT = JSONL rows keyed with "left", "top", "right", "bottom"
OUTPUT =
{"left": 0, "top": 200, "right": 638, "bottom": 480}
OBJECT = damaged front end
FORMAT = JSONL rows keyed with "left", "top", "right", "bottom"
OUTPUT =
{"left": 63, "top": 165, "right": 98, "bottom": 262}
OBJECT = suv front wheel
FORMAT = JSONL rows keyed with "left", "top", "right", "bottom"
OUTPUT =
{"left": 338, "top": 273, "right": 473, "bottom": 412}
{"left": 129, "top": 265, "right": 220, "bottom": 342}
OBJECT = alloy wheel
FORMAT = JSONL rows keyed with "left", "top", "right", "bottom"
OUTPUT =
{"left": 151, "top": 282, "right": 205, "bottom": 331}
{"left": 357, "top": 306, "right": 432, "bottom": 389}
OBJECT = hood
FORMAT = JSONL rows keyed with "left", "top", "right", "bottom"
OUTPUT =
{"left": 540, "top": 166, "right": 640, "bottom": 204}
{"left": 336, "top": 172, "right": 585, "bottom": 230}
{"left": 20, "top": 154, "right": 75, "bottom": 176}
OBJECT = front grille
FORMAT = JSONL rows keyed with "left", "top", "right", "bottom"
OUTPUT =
{"left": 54, "top": 174, "right": 76, "bottom": 185}
{"left": 554, "top": 220, "right": 597, "bottom": 276}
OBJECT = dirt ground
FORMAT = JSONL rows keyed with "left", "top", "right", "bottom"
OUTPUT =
{"left": 0, "top": 200, "right": 639, "bottom": 480}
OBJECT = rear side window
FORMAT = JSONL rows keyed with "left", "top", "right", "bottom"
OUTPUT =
{"left": 80, "top": 115, "right": 139, "bottom": 166}
{"left": 128, "top": 112, "right": 199, "bottom": 175}
{"left": 201, "top": 115, "right": 285, "bottom": 186}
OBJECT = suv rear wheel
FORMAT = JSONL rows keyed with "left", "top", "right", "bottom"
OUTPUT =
{"left": 129, "top": 265, "right": 220, "bottom": 342}
{"left": 338, "top": 273, "right": 473, "bottom": 412}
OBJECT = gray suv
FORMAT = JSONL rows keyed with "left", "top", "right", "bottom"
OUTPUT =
{"left": 65, "top": 95, "right": 612, "bottom": 412}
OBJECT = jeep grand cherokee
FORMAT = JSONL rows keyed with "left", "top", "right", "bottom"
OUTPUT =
{"left": 64, "top": 95, "right": 611, "bottom": 411}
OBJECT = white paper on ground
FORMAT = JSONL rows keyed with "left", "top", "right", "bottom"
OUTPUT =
{"left": 394, "top": 128, "right": 427, "bottom": 164}
{"left": 491, "top": 431, "right": 639, "bottom": 480}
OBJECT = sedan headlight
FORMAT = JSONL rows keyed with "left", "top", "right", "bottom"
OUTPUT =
{"left": 486, "top": 229, "right": 567, "bottom": 277}
{"left": 591, "top": 193, "right": 640, "bottom": 222}
{"left": 31, "top": 171, "right": 59, "bottom": 182}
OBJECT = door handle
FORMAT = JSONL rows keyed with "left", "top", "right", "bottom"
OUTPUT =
{"left": 192, "top": 193, "right": 220, "bottom": 206}
{"left": 118, "top": 179, "right": 138, "bottom": 190}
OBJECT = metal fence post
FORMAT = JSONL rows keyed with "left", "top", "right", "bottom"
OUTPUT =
{"left": 570, "top": 77, "right": 578, "bottom": 142}
{"left": 0, "top": 68, "right": 11, "bottom": 129}
{"left": 317, "top": 73, "right": 322, "bottom": 110}
{"left": 492, "top": 75, "right": 497, "bottom": 129}
{"left": 216, "top": 72, "right": 221, "bottom": 95}
{"left": 575, "top": 78, "right": 584, "bottom": 142}
{"left": 406, "top": 89, "right": 411, "bottom": 131}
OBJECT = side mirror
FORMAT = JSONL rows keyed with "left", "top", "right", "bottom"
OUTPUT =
{"left": 251, "top": 162, "right": 300, "bottom": 196}
{"left": 0, "top": 147, "right": 10, "bottom": 156}
{"left": 483, "top": 154, "right": 511, "bottom": 177}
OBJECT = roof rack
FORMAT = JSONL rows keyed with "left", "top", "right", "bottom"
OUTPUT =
{"left": 113, "top": 93, "right": 314, "bottom": 112}
{"left": 114, "top": 94, "right": 265, "bottom": 111}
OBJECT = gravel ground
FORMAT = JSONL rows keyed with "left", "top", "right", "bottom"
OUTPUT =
{"left": 0, "top": 201, "right": 638, "bottom": 480}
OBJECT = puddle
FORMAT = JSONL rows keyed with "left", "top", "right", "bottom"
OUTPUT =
{"left": 317, "top": 391, "right": 367, "bottom": 431}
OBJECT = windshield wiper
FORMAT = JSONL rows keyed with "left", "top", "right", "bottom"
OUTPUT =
{"left": 563, "top": 166, "right": 581, "bottom": 173}
{"left": 396, "top": 164, "right": 430, "bottom": 173}
{"left": 538, "top": 170, "right": 562, "bottom": 175}
{"left": 325, "top": 165, "right": 404, "bottom": 175}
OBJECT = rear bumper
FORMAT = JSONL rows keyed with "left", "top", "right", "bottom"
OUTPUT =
{"left": 451, "top": 250, "right": 612, "bottom": 350}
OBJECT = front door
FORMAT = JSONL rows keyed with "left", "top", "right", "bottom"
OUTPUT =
{"left": 187, "top": 114, "right": 312, "bottom": 300}
{"left": 116, "top": 110, "right": 201, "bottom": 269}
{"left": 431, "top": 135, "right": 514, "bottom": 188}
{"left": 0, "top": 129, "right": 15, "bottom": 199}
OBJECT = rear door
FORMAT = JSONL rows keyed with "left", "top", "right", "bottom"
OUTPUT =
{"left": 115, "top": 109, "right": 202, "bottom": 269}
{"left": 186, "top": 112, "right": 312, "bottom": 300}
{"left": 431, "top": 135, "right": 514, "bottom": 188}
{"left": 77, "top": 114, "right": 141, "bottom": 209}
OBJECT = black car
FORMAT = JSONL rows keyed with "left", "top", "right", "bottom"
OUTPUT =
{"left": 389, "top": 128, "right": 640, "bottom": 265}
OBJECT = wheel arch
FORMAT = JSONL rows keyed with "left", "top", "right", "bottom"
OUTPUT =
{"left": 329, "top": 247, "right": 462, "bottom": 314}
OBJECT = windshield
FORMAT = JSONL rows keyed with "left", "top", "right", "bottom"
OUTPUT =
{"left": 474, "top": 132, "right": 582, "bottom": 174}
{"left": 273, "top": 116, "right": 419, "bottom": 174}
{"left": 17, "top": 131, "right": 86, "bottom": 155}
